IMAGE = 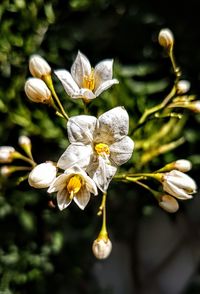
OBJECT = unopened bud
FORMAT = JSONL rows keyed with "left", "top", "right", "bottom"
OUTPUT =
{"left": 0, "top": 146, "right": 15, "bottom": 163}
{"left": 18, "top": 136, "right": 31, "bottom": 147}
{"left": 174, "top": 159, "right": 192, "bottom": 172}
{"left": 158, "top": 28, "right": 174, "bottom": 50}
{"left": 159, "top": 194, "right": 179, "bottom": 213}
{"left": 188, "top": 101, "right": 200, "bottom": 113}
{"left": 177, "top": 80, "right": 190, "bottom": 94}
{"left": 29, "top": 54, "right": 51, "bottom": 79}
{"left": 92, "top": 237, "right": 112, "bottom": 260}
{"left": 24, "top": 78, "right": 52, "bottom": 104}
{"left": 28, "top": 161, "right": 57, "bottom": 188}
{"left": 0, "top": 166, "right": 12, "bottom": 177}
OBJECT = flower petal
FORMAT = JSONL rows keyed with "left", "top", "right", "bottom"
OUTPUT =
{"left": 74, "top": 188, "right": 91, "bottom": 210}
{"left": 95, "top": 79, "right": 119, "bottom": 97}
{"left": 71, "top": 51, "right": 91, "bottom": 87}
{"left": 67, "top": 115, "right": 97, "bottom": 144}
{"left": 87, "top": 156, "right": 117, "bottom": 192}
{"left": 94, "top": 59, "right": 115, "bottom": 89}
{"left": 72, "top": 88, "right": 96, "bottom": 100}
{"left": 163, "top": 181, "right": 193, "bottom": 200}
{"left": 57, "top": 144, "right": 93, "bottom": 170}
{"left": 57, "top": 187, "right": 72, "bottom": 210}
{"left": 110, "top": 136, "right": 134, "bottom": 166}
{"left": 95, "top": 106, "right": 129, "bottom": 144}
{"left": 54, "top": 70, "right": 80, "bottom": 97}
{"left": 47, "top": 174, "right": 69, "bottom": 193}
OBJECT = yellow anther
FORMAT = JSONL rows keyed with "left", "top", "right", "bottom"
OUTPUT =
{"left": 82, "top": 69, "right": 95, "bottom": 91}
{"left": 95, "top": 143, "right": 110, "bottom": 156}
{"left": 67, "top": 175, "right": 82, "bottom": 198}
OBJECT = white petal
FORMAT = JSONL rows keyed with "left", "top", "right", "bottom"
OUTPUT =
{"left": 165, "top": 170, "right": 197, "bottom": 193}
{"left": 84, "top": 175, "right": 98, "bottom": 195}
{"left": 94, "top": 79, "right": 119, "bottom": 97}
{"left": 95, "top": 106, "right": 129, "bottom": 144}
{"left": 94, "top": 60, "right": 114, "bottom": 90}
{"left": 72, "top": 88, "right": 96, "bottom": 100}
{"left": 67, "top": 115, "right": 97, "bottom": 144}
{"left": 74, "top": 188, "right": 91, "bottom": 210}
{"left": 54, "top": 70, "right": 80, "bottom": 97}
{"left": 110, "top": 136, "right": 134, "bottom": 166}
{"left": 87, "top": 156, "right": 117, "bottom": 192}
{"left": 71, "top": 51, "right": 91, "bottom": 87}
{"left": 57, "top": 144, "right": 93, "bottom": 170}
{"left": 47, "top": 174, "right": 69, "bottom": 193}
{"left": 57, "top": 188, "right": 72, "bottom": 210}
{"left": 163, "top": 181, "right": 193, "bottom": 200}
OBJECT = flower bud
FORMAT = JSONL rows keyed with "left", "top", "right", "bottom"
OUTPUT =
{"left": 162, "top": 170, "right": 197, "bottom": 200}
{"left": 18, "top": 135, "right": 31, "bottom": 147}
{"left": 158, "top": 28, "right": 174, "bottom": 50}
{"left": 24, "top": 78, "right": 52, "bottom": 104}
{"left": 188, "top": 101, "right": 200, "bottom": 113}
{"left": 0, "top": 165, "right": 12, "bottom": 177}
{"left": 92, "top": 237, "right": 112, "bottom": 260}
{"left": 0, "top": 146, "right": 15, "bottom": 163}
{"left": 177, "top": 80, "right": 190, "bottom": 94}
{"left": 28, "top": 162, "right": 57, "bottom": 188}
{"left": 174, "top": 159, "right": 192, "bottom": 172}
{"left": 159, "top": 194, "right": 179, "bottom": 213}
{"left": 29, "top": 54, "right": 51, "bottom": 79}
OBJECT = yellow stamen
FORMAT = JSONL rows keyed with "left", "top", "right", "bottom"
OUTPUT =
{"left": 67, "top": 175, "right": 82, "bottom": 199}
{"left": 82, "top": 69, "right": 95, "bottom": 91}
{"left": 95, "top": 143, "right": 110, "bottom": 156}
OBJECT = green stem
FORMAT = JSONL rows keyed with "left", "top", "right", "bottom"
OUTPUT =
{"left": 44, "top": 75, "right": 69, "bottom": 120}
{"left": 98, "top": 192, "right": 108, "bottom": 238}
{"left": 13, "top": 152, "right": 36, "bottom": 167}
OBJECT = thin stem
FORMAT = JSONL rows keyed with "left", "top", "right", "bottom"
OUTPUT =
{"left": 13, "top": 152, "right": 36, "bottom": 167}
{"left": 98, "top": 192, "right": 108, "bottom": 238}
{"left": 44, "top": 75, "right": 69, "bottom": 120}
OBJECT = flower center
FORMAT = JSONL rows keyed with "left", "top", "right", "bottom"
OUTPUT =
{"left": 95, "top": 143, "right": 110, "bottom": 157}
{"left": 67, "top": 175, "right": 82, "bottom": 200}
{"left": 82, "top": 69, "right": 95, "bottom": 91}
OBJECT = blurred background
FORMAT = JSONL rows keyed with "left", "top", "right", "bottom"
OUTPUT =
{"left": 1, "top": 0, "right": 200, "bottom": 293}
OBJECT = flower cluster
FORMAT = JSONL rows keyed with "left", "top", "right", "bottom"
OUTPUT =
{"left": 0, "top": 29, "right": 199, "bottom": 260}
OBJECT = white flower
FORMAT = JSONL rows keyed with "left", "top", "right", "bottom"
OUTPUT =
{"left": 0, "top": 146, "right": 15, "bottom": 163}
{"left": 28, "top": 162, "right": 57, "bottom": 188}
{"left": 29, "top": 54, "right": 51, "bottom": 79}
{"left": 162, "top": 170, "right": 197, "bottom": 200}
{"left": 92, "top": 237, "right": 112, "bottom": 259}
{"left": 25, "top": 78, "right": 52, "bottom": 104}
{"left": 54, "top": 51, "right": 119, "bottom": 100}
{"left": 158, "top": 194, "right": 179, "bottom": 213}
{"left": 57, "top": 106, "right": 134, "bottom": 192}
{"left": 47, "top": 165, "right": 98, "bottom": 210}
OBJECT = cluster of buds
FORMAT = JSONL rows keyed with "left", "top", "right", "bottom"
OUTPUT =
{"left": 24, "top": 55, "right": 53, "bottom": 105}
{"left": 155, "top": 159, "right": 197, "bottom": 213}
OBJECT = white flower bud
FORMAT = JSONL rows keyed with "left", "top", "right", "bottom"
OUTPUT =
{"left": 0, "top": 166, "right": 12, "bottom": 177}
{"left": 24, "top": 78, "right": 52, "bottom": 104}
{"left": 174, "top": 159, "right": 192, "bottom": 172}
{"left": 158, "top": 28, "right": 174, "bottom": 49}
{"left": 18, "top": 135, "right": 31, "bottom": 147}
{"left": 162, "top": 170, "right": 197, "bottom": 200}
{"left": 177, "top": 80, "right": 190, "bottom": 94}
{"left": 0, "top": 146, "right": 15, "bottom": 163}
{"left": 28, "top": 162, "right": 57, "bottom": 188}
{"left": 189, "top": 101, "right": 200, "bottom": 113}
{"left": 92, "top": 237, "right": 112, "bottom": 260}
{"left": 159, "top": 194, "right": 179, "bottom": 213}
{"left": 29, "top": 54, "right": 51, "bottom": 78}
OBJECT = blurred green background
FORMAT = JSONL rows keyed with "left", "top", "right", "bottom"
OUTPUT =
{"left": 1, "top": 0, "right": 200, "bottom": 293}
